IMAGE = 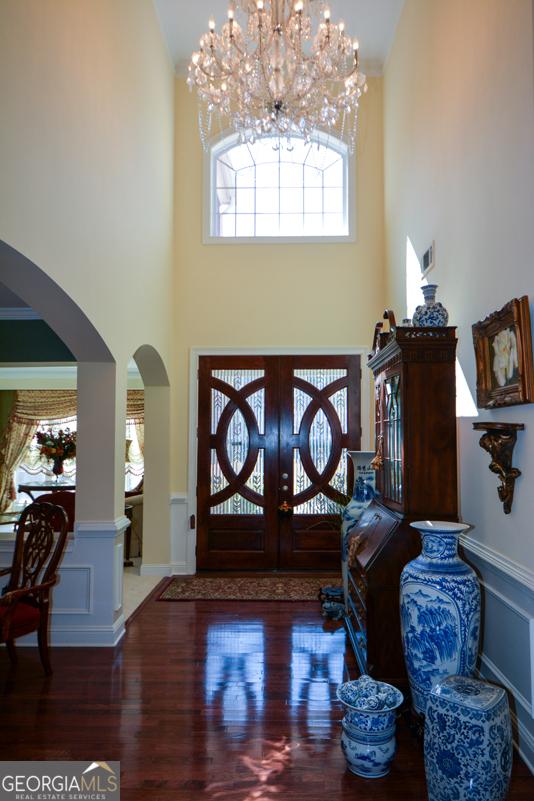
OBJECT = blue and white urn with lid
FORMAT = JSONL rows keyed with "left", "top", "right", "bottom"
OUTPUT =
{"left": 400, "top": 521, "right": 481, "bottom": 716}
{"left": 412, "top": 284, "right": 449, "bottom": 327}
{"left": 337, "top": 675, "right": 403, "bottom": 778}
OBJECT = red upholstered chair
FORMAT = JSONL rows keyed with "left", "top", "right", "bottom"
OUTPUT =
{"left": 35, "top": 491, "right": 76, "bottom": 532}
{"left": 0, "top": 502, "right": 69, "bottom": 674}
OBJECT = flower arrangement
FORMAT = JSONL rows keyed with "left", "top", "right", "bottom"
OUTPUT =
{"left": 36, "top": 428, "right": 77, "bottom": 476}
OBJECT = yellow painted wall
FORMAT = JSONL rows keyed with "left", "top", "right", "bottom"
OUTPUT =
{"left": 173, "top": 78, "right": 386, "bottom": 490}
{"left": 384, "top": 0, "right": 534, "bottom": 568}
{"left": 0, "top": 0, "right": 175, "bottom": 369}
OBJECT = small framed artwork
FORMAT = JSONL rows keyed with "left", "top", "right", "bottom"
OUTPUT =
{"left": 472, "top": 295, "right": 534, "bottom": 408}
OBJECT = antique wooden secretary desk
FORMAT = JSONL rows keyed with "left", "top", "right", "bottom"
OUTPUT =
{"left": 344, "top": 312, "right": 458, "bottom": 689}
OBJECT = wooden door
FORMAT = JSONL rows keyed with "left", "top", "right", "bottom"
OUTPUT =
{"left": 197, "top": 355, "right": 361, "bottom": 570}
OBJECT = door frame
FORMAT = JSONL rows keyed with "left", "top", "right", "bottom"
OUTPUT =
{"left": 187, "top": 347, "right": 372, "bottom": 573}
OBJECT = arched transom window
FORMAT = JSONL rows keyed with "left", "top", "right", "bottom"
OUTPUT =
{"left": 208, "top": 132, "right": 352, "bottom": 241}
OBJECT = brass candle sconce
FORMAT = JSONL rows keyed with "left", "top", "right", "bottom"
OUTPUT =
{"left": 473, "top": 422, "right": 525, "bottom": 514}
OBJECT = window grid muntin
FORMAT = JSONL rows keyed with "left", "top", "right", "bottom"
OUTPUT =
{"left": 211, "top": 133, "right": 349, "bottom": 239}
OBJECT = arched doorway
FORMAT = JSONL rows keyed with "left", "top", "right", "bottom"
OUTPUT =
{"left": 0, "top": 240, "right": 129, "bottom": 646}
{"left": 121, "top": 345, "right": 171, "bottom": 617}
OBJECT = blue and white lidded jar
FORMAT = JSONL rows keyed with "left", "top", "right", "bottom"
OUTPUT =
{"left": 412, "top": 284, "right": 449, "bottom": 327}
{"left": 400, "top": 521, "right": 481, "bottom": 716}
{"left": 337, "top": 675, "right": 403, "bottom": 778}
{"left": 425, "top": 675, "right": 512, "bottom": 801}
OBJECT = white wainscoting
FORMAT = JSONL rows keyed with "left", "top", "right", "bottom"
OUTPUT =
{"left": 460, "top": 534, "right": 534, "bottom": 774}
{"left": 0, "top": 517, "right": 129, "bottom": 647}
{"left": 139, "top": 493, "right": 192, "bottom": 577}
{"left": 171, "top": 493, "right": 193, "bottom": 574}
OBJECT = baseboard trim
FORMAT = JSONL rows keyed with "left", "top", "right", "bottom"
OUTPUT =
{"left": 460, "top": 535, "right": 534, "bottom": 593}
{"left": 170, "top": 561, "right": 193, "bottom": 575}
{"left": 16, "top": 618, "right": 125, "bottom": 647}
{"left": 513, "top": 713, "right": 534, "bottom": 775}
{"left": 139, "top": 563, "right": 171, "bottom": 577}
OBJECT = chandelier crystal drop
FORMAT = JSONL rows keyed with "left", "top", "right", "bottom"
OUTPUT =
{"left": 187, "top": 0, "right": 368, "bottom": 152}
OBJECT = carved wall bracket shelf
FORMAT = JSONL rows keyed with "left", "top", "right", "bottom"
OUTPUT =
{"left": 473, "top": 422, "right": 525, "bottom": 514}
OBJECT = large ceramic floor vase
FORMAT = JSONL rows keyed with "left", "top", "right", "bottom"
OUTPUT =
{"left": 400, "top": 521, "right": 481, "bottom": 716}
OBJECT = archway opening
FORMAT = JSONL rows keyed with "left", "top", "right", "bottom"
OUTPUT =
{"left": 121, "top": 344, "right": 171, "bottom": 620}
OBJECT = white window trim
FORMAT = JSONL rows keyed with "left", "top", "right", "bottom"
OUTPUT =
{"left": 203, "top": 130, "right": 357, "bottom": 245}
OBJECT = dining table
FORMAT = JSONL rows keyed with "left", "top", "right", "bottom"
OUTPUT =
{"left": 18, "top": 482, "right": 76, "bottom": 501}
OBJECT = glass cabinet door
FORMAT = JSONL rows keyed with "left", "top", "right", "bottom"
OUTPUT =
{"left": 376, "top": 373, "right": 403, "bottom": 506}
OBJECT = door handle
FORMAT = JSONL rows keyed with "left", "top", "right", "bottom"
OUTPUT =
{"left": 278, "top": 501, "right": 293, "bottom": 515}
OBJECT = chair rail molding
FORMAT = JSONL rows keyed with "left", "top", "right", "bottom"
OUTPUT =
{"left": 460, "top": 534, "right": 534, "bottom": 594}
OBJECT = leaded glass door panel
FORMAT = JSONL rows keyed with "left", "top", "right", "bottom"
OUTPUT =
{"left": 197, "top": 356, "right": 279, "bottom": 569}
{"left": 278, "top": 356, "right": 361, "bottom": 569}
{"left": 197, "top": 355, "right": 361, "bottom": 570}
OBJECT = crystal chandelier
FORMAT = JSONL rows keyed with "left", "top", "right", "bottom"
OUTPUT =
{"left": 187, "top": 0, "right": 367, "bottom": 152}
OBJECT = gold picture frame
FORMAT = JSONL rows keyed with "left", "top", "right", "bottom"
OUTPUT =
{"left": 472, "top": 295, "right": 534, "bottom": 408}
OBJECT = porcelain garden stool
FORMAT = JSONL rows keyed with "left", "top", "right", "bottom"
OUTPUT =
{"left": 424, "top": 675, "right": 512, "bottom": 801}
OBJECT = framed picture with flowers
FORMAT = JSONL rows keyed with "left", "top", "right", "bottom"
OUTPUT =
{"left": 472, "top": 295, "right": 534, "bottom": 408}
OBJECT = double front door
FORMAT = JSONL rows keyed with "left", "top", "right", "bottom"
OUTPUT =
{"left": 196, "top": 355, "right": 361, "bottom": 570}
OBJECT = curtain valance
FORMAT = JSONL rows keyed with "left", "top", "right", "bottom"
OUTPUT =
{"left": 10, "top": 390, "right": 144, "bottom": 423}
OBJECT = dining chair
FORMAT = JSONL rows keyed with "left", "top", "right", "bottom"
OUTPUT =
{"left": 35, "top": 490, "right": 76, "bottom": 532}
{"left": 0, "top": 501, "right": 69, "bottom": 674}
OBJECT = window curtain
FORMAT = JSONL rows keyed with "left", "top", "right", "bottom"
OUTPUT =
{"left": 0, "top": 391, "right": 78, "bottom": 512}
{"left": 126, "top": 390, "right": 144, "bottom": 456}
{"left": 0, "top": 390, "right": 144, "bottom": 512}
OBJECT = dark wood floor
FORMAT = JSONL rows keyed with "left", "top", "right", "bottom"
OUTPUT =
{"left": 0, "top": 589, "right": 532, "bottom": 800}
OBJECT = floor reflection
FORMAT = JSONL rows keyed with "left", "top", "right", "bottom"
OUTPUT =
{"left": 202, "top": 615, "right": 348, "bottom": 798}
{"left": 205, "top": 622, "right": 265, "bottom": 726}
{"left": 207, "top": 738, "right": 293, "bottom": 801}
{"left": 290, "top": 624, "right": 345, "bottom": 745}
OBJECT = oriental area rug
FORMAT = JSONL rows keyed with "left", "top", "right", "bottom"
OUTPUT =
{"left": 158, "top": 575, "right": 341, "bottom": 602}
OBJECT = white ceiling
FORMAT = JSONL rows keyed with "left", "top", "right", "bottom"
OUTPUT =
{"left": 153, "top": 0, "right": 405, "bottom": 75}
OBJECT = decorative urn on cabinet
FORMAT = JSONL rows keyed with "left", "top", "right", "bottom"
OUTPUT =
{"left": 412, "top": 284, "right": 449, "bottom": 327}
{"left": 400, "top": 521, "right": 481, "bottom": 716}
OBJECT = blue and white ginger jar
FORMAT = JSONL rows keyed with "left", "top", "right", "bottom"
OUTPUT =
{"left": 337, "top": 675, "right": 403, "bottom": 778}
{"left": 425, "top": 675, "right": 512, "bottom": 801}
{"left": 400, "top": 521, "right": 480, "bottom": 715}
{"left": 412, "top": 284, "right": 449, "bottom": 327}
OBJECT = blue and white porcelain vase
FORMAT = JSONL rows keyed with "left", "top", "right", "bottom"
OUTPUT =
{"left": 412, "top": 284, "right": 449, "bottom": 327}
{"left": 400, "top": 521, "right": 480, "bottom": 716}
{"left": 337, "top": 675, "right": 403, "bottom": 778}
{"left": 342, "top": 451, "right": 376, "bottom": 539}
{"left": 341, "top": 451, "right": 376, "bottom": 607}
{"left": 425, "top": 675, "right": 512, "bottom": 801}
